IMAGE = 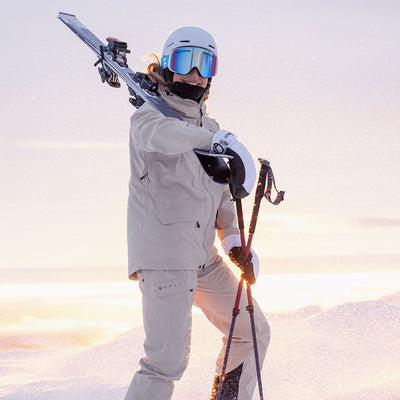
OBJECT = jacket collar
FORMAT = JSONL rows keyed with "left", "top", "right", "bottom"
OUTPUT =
{"left": 159, "top": 86, "right": 207, "bottom": 127}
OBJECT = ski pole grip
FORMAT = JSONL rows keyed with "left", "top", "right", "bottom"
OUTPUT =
{"left": 235, "top": 198, "right": 247, "bottom": 251}
{"left": 249, "top": 159, "right": 270, "bottom": 235}
{"left": 235, "top": 198, "right": 245, "bottom": 231}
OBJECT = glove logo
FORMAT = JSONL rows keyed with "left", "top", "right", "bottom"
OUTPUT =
{"left": 213, "top": 143, "right": 224, "bottom": 154}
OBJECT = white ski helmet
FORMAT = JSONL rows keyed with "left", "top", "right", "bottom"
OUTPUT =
{"left": 162, "top": 26, "right": 218, "bottom": 59}
{"left": 161, "top": 26, "right": 218, "bottom": 79}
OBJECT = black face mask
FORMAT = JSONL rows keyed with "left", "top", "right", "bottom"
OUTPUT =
{"left": 170, "top": 82, "right": 206, "bottom": 102}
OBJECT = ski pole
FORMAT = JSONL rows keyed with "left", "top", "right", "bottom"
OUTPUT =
{"left": 244, "top": 159, "right": 271, "bottom": 254}
{"left": 239, "top": 159, "right": 271, "bottom": 400}
{"left": 243, "top": 158, "right": 284, "bottom": 400}
{"left": 246, "top": 284, "right": 264, "bottom": 400}
{"left": 236, "top": 196, "right": 265, "bottom": 400}
{"left": 214, "top": 197, "right": 245, "bottom": 400}
{"left": 214, "top": 276, "right": 244, "bottom": 400}
{"left": 241, "top": 159, "right": 272, "bottom": 400}
{"left": 215, "top": 159, "right": 271, "bottom": 400}
{"left": 215, "top": 158, "right": 285, "bottom": 399}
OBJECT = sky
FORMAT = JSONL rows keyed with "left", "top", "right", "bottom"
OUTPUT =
{"left": 0, "top": 0, "right": 399, "bottom": 273}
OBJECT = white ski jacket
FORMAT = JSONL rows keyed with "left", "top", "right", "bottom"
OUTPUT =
{"left": 127, "top": 88, "right": 238, "bottom": 278}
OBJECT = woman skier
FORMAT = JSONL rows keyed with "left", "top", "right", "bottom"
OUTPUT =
{"left": 124, "top": 26, "right": 270, "bottom": 400}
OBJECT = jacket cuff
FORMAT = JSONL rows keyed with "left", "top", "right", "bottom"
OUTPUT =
{"left": 221, "top": 234, "right": 242, "bottom": 255}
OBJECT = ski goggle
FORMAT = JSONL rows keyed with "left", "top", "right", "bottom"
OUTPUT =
{"left": 161, "top": 47, "right": 218, "bottom": 78}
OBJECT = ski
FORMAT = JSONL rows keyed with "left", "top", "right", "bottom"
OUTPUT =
{"left": 58, "top": 12, "right": 231, "bottom": 183}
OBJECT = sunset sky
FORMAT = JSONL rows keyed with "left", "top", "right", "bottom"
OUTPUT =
{"left": 1, "top": 4, "right": 400, "bottom": 399}
{"left": 1, "top": 0, "right": 399, "bottom": 274}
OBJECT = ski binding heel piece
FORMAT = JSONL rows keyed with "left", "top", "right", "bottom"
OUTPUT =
{"left": 94, "top": 45, "right": 121, "bottom": 88}
{"left": 106, "top": 37, "right": 130, "bottom": 68}
{"left": 94, "top": 37, "right": 131, "bottom": 88}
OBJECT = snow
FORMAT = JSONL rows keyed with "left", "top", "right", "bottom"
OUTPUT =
{"left": 1, "top": 293, "right": 400, "bottom": 400}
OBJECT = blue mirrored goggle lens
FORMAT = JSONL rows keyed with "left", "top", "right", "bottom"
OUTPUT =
{"left": 169, "top": 47, "right": 217, "bottom": 78}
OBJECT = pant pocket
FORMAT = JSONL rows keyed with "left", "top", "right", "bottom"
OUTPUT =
{"left": 154, "top": 276, "right": 197, "bottom": 298}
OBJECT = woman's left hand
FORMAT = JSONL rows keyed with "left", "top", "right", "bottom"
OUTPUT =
{"left": 228, "top": 246, "right": 259, "bottom": 285}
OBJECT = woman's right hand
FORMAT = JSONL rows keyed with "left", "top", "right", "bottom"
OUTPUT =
{"left": 211, "top": 130, "right": 238, "bottom": 154}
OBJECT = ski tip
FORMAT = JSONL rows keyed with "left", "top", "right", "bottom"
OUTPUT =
{"left": 58, "top": 12, "right": 76, "bottom": 19}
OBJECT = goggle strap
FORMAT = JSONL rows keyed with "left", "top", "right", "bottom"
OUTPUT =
{"left": 161, "top": 55, "right": 169, "bottom": 70}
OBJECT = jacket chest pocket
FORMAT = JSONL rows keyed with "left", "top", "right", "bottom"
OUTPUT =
{"left": 156, "top": 205, "right": 201, "bottom": 225}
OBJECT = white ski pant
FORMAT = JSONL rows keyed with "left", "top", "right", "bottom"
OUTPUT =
{"left": 124, "top": 258, "right": 270, "bottom": 400}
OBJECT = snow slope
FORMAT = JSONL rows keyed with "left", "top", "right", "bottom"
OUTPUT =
{"left": 1, "top": 293, "right": 400, "bottom": 400}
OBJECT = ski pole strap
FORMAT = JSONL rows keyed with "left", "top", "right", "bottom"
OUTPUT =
{"left": 261, "top": 158, "right": 285, "bottom": 206}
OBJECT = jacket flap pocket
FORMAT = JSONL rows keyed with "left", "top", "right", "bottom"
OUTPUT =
{"left": 156, "top": 206, "right": 198, "bottom": 225}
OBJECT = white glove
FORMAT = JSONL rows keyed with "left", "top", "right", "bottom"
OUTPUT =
{"left": 211, "top": 130, "right": 238, "bottom": 154}
{"left": 211, "top": 130, "right": 256, "bottom": 198}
